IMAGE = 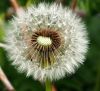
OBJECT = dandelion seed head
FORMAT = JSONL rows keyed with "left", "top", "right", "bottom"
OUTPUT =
{"left": 5, "top": 3, "right": 88, "bottom": 82}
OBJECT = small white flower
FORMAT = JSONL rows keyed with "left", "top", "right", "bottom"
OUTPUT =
{"left": 5, "top": 3, "right": 88, "bottom": 82}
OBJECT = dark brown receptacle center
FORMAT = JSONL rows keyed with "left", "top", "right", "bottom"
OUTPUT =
{"left": 27, "top": 29, "right": 63, "bottom": 68}
{"left": 31, "top": 29, "right": 61, "bottom": 52}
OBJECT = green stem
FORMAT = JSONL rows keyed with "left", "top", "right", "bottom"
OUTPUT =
{"left": 46, "top": 79, "right": 52, "bottom": 91}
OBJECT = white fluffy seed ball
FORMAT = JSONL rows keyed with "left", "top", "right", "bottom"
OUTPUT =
{"left": 5, "top": 3, "right": 88, "bottom": 82}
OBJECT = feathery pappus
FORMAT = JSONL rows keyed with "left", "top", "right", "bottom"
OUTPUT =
{"left": 5, "top": 3, "right": 88, "bottom": 82}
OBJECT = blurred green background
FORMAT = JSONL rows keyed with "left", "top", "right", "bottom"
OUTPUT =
{"left": 0, "top": 0, "right": 100, "bottom": 91}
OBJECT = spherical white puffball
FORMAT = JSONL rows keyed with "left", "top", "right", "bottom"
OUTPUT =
{"left": 5, "top": 3, "right": 88, "bottom": 82}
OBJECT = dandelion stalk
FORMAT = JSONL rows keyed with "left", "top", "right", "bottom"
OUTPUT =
{"left": 46, "top": 79, "right": 52, "bottom": 91}
{"left": 71, "top": 0, "right": 77, "bottom": 11}
{"left": 9, "top": 0, "right": 20, "bottom": 12}
{"left": 0, "top": 67, "right": 15, "bottom": 91}
{"left": 0, "top": 43, "right": 8, "bottom": 49}
{"left": 9, "top": 0, "right": 23, "bottom": 15}
{"left": 52, "top": 85, "right": 57, "bottom": 91}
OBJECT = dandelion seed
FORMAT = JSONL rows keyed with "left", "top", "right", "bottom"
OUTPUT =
{"left": 5, "top": 3, "right": 88, "bottom": 82}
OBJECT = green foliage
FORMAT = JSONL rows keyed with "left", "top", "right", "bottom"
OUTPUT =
{"left": 0, "top": 0, "right": 100, "bottom": 91}
{"left": 78, "top": 0, "right": 100, "bottom": 16}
